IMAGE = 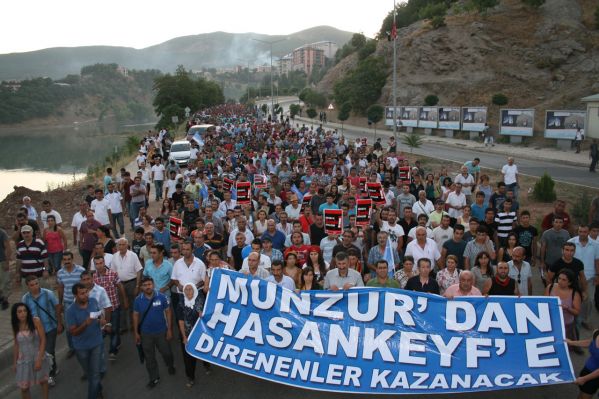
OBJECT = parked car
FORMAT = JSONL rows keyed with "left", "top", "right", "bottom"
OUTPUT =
{"left": 168, "top": 140, "right": 191, "bottom": 166}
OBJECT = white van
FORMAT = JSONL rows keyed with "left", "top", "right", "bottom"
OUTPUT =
{"left": 168, "top": 140, "right": 191, "bottom": 166}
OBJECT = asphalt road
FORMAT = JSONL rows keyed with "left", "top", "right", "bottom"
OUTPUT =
{"left": 0, "top": 331, "right": 585, "bottom": 399}
{"left": 259, "top": 97, "right": 599, "bottom": 190}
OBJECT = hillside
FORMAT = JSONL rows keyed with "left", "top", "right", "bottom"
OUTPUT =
{"left": 0, "top": 26, "right": 354, "bottom": 81}
{"left": 318, "top": 0, "right": 599, "bottom": 137}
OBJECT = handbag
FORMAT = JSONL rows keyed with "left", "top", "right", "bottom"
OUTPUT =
{"left": 136, "top": 294, "right": 155, "bottom": 364}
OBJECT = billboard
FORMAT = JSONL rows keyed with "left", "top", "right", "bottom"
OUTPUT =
{"left": 500, "top": 109, "right": 534, "bottom": 136}
{"left": 544, "top": 110, "right": 586, "bottom": 139}
{"left": 461, "top": 107, "right": 487, "bottom": 132}
{"left": 400, "top": 106, "right": 419, "bottom": 127}
{"left": 418, "top": 106, "right": 438, "bottom": 129}
{"left": 438, "top": 107, "right": 461, "bottom": 130}
{"left": 385, "top": 106, "right": 400, "bottom": 127}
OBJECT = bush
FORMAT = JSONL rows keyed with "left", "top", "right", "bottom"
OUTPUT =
{"left": 358, "top": 40, "right": 377, "bottom": 60}
{"left": 431, "top": 16, "right": 446, "bottom": 29}
{"left": 306, "top": 108, "right": 318, "bottom": 120}
{"left": 469, "top": 0, "right": 498, "bottom": 12}
{"left": 572, "top": 191, "right": 592, "bottom": 225}
{"left": 402, "top": 132, "right": 423, "bottom": 154}
{"left": 522, "top": 0, "right": 545, "bottom": 7}
{"left": 419, "top": 2, "right": 448, "bottom": 19}
{"left": 533, "top": 173, "right": 557, "bottom": 202}
{"left": 424, "top": 95, "right": 439, "bottom": 106}
{"left": 492, "top": 93, "right": 508, "bottom": 106}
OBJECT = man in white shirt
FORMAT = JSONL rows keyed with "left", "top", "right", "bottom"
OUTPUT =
{"left": 105, "top": 183, "right": 124, "bottom": 238}
{"left": 446, "top": 183, "right": 467, "bottom": 219}
{"left": 266, "top": 260, "right": 295, "bottom": 290}
{"left": 431, "top": 215, "right": 454, "bottom": 252}
{"left": 243, "top": 251, "right": 270, "bottom": 280}
{"left": 164, "top": 170, "right": 178, "bottom": 200}
{"left": 501, "top": 157, "right": 519, "bottom": 199}
{"left": 71, "top": 201, "right": 88, "bottom": 247}
{"left": 40, "top": 200, "right": 62, "bottom": 228}
{"left": 405, "top": 227, "right": 441, "bottom": 269}
{"left": 226, "top": 217, "right": 254, "bottom": 258}
{"left": 454, "top": 166, "right": 475, "bottom": 204}
{"left": 171, "top": 241, "right": 207, "bottom": 293}
{"left": 284, "top": 196, "right": 302, "bottom": 221}
{"left": 411, "top": 191, "right": 434, "bottom": 217}
{"left": 380, "top": 209, "right": 405, "bottom": 252}
{"left": 90, "top": 189, "right": 112, "bottom": 227}
{"left": 150, "top": 159, "right": 166, "bottom": 201}
{"left": 111, "top": 238, "right": 142, "bottom": 332}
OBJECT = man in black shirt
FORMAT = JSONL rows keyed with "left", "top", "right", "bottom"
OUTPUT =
{"left": 441, "top": 224, "right": 467, "bottom": 269}
{"left": 405, "top": 259, "right": 440, "bottom": 294}
{"left": 479, "top": 208, "right": 498, "bottom": 247}
{"left": 309, "top": 214, "right": 327, "bottom": 245}
{"left": 547, "top": 242, "right": 586, "bottom": 294}
{"left": 399, "top": 208, "right": 418, "bottom": 250}
{"left": 229, "top": 232, "right": 247, "bottom": 271}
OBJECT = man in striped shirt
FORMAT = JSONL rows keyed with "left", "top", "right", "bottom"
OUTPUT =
{"left": 16, "top": 225, "right": 48, "bottom": 287}
{"left": 495, "top": 198, "right": 517, "bottom": 247}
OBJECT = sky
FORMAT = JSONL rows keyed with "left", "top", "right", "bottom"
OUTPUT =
{"left": 0, "top": 0, "right": 395, "bottom": 54}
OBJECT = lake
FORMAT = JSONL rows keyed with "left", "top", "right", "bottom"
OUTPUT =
{"left": 0, "top": 121, "right": 154, "bottom": 201}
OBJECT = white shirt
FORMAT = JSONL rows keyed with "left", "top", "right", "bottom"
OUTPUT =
{"left": 105, "top": 191, "right": 123, "bottom": 213}
{"left": 319, "top": 237, "right": 339, "bottom": 263}
{"left": 165, "top": 179, "right": 178, "bottom": 198}
{"left": 412, "top": 199, "right": 434, "bottom": 217}
{"left": 507, "top": 260, "right": 532, "bottom": 296}
{"left": 151, "top": 164, "right": 166, "bottom": 181}
{"left": 431, "top": 226, "right": 454, "bottom": 252}
{"left": 218, "top": 200, "right": 237, "bottom": 214}
{"left": 276, "top": 222, "right": 293, "bottom": 236}
{"left": 267, "top": 275, "right": 296, "bottom": 291}
{"left": 71, "top": 211, "right": 86, "bottom": 231}
{"left": 241, "top": 254, "right": 272, "bottom": 271}
{"left": 284, "top": 232, "right": 311, "bottom": 247}
{"left": 111, "top": 250, "right": 143, "bottom": 282}
{"left": 454, "top": 174, "right": 475, "bottom": 196}
{"left": 91, "top": 199, "right": 111, "bottom": 226}
{"left": 381, "top": 221, "right": 405, "bottom": 251}
{"left": 446, "top": 191, "right": 467, "bottom": 219}
{"left": 284, "top": 204, "right": 302, "bottom": 220}
{"left": 90, "top": 253, "right": 114, "bottom": 270}
{"left": 40, "top": 210, "right": 62, "bottom": 228}
{"left": 89, "top": 284, "right": 112, "bottom": 310}
{"left": 226, "top": 228, "right": 254, "bottom": 257}
{"left": 172, "top": 256, "right": 207, "bottom": 293}
{"left": 405, "top": 238, "right": 441, "bottom": 267}
{"left": 384, "top": 190, "right": 396, "bottom": 207}
{"left": 501, "top": 164, "right": 518, "bottom": 185}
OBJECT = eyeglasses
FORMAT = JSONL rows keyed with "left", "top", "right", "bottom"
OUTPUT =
{"left": 517, "top": 273, "right": 521, "bottom": 284}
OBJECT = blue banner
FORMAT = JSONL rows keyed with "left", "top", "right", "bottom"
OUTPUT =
{"left": 186, "top": 269, "right": 574, "bottom": 394}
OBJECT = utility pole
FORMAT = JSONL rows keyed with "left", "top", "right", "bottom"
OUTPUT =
{"left": 251, "top": 37, "right": 286, "bottom": 120}
{"left": 392, "top": 0, "right": 398, "bottom": 142}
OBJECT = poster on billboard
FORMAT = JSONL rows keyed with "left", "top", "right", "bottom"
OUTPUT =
{"left": 461, "top": 107, "right": 487, "bottom": 132}
{"left": 400, "top": 106, "right": 419, "bottom": 127}
{"left": 438, "top": 107, "right": 461, "bottom": 130}
{"left": 544, "top": 110, "right": 586, "bottom": 139}
{"left": 385, "top": 106, "right": 400, "bottom": 127}
{"left": 500, "top": 109, "right": 534, "bottom": 136}
{"left": 418, "top": 106, "right": 438, "bottom": 129}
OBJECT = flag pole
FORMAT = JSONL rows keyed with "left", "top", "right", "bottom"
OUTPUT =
{"left": 392, "top": 0, "right": 398, "bottom": 143}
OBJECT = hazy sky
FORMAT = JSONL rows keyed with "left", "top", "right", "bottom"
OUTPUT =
{"left": 1, "top": 0, "right": 394, "bottom": 54}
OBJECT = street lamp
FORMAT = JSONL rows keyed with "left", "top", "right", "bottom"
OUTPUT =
{"left": 251, "top": 37, "right": 286, "bottom": 121}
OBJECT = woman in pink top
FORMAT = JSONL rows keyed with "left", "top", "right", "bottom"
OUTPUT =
{"left": 42, "top": 215, "right": 67, "bottom": 274}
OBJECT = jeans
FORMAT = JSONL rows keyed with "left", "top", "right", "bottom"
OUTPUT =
{"left": 154, "top": 180, "right": 164, "bottom": 201}
{"left": 107, "top": 307, "right": 121, "bottom": 354}
{"left": 47, "top": 251, "right": 63, "bottom": 274}
{"left": 80, "top": 249, "right": 93, "bottom": 271}
{"left": 64, "top": 301, "right": 74, "bottom": 350}
{"left": 141, "top": 332, "right": 174, "bottom": 381}
{"left": 129, "top": 202, "right": 144, "bottom": 229}
{"left": 110, "top": 212, "right": 125, "bottom": 238}
{"left": 0, "top": 261, "right": 11, "bottom": 300}
{"left": 46, "top": 328, "right": 58, "bottom": 377}
{"left": 75, "top": 343, "right": 103, "bottom": 399}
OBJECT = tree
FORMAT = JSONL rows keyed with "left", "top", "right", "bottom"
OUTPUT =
{"left": 470, "top": 0, "right": 498, "bottom": 12}
{"left": 521, "top": 0, "right": 545, "bottom": 7}
{"left": 402, "top": 132, "right": 423, "bottom": 154}
{"left": 350, "top": 33, "right": 367, "bottom": 49}
{"left": 338, "top": 102, "right": 352, "bottom": 135}
{"left": 532, "top": 173, "right": 556, "bottom": 202}
{"left": 492, "top": 93, "right": 509, "bottom": 106}
{"left": 367, "top": 104, "right": 385, "bottom": 135}
{"left": 424, "top": 95, "right": 439, "bottom": 106}
{"left": 289, "top": 104, "right": 300, "bottom": 119}
{"left": 306, "top": 108, "right": 317, "bottom": 127}
{"left": 333, "top": 56, "right": 388, "bottom": 115}
{"left": 431, "top": 15, "right": 446, "bottom": 29}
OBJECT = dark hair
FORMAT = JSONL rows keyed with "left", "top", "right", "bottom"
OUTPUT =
{"left": 251, "top": 238, "right": 262, "bottom": 247}
{"left": 25, "top": 275, "right": 38, "bottom": 284}
{"left": 474, "top": 251, "right": 494, "bottom": 277}
{"left": 376, "top": 259, "right": 389, "bottom": 268}
{"left": 63, "top": 251, "right": 73, "bottom": 259}
{"left": 141, "top": 276, "right": 154, "bottom": 284}
{"left": 46, "top": 214, "right": 58, "bottom": 231}
{"left": 11, "top": 303, "right": 35, "bottom": 336}
{"left": 98, "top": 225, "right": 111, "bottom": 238}
{"left": 454, "top": 223, "right": 465, "bottom": 232}
{"left": 71, "top": 282, "right": 86, "bottom": 296}
{"left": 520, "top": 210, "right": 530, "bottom": 217}
{"left": 402, "top": 255, "right": 415, "bottom": 265}
{"left": 417, "top": 258, "right": 431, "bottom": 268}
{"left": 335, "top": 251, "right": 348, "bottom": 262}
{"left": 134, "top": 227, "right": 145, "bottom": 235}
{"left": 271, "top": 260, "right": 284, "bottom": 269}
{"left": 556, "top": 268, "right": 581, "bottom": 296}
{"left": 93, "top": 255, "right": 104, "bottom": 262}
{"left": 306, "top": 249, "right": 327, "bottom": 278}
{"left": 94, "top": 188, "right": 103, "bottom": 194}
{"left": 300, "top": 266, "right": 317, "bottom": 289}
{"left": 562, "top": 242, "right": 576, "bottom": 250}
{"left": 42, "top": 200, "right": 51, "bottom": 205}
{"left": 80, "top": 270, "right": 92, "bottom": 279}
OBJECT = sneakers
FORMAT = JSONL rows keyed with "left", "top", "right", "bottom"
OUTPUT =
{"left": 109, "top": 353, "right": 117, "bottom": 361}
{"left": 168, "top": 366, "right": 176, "bottom": 375}
{"left": 147, "top": 378, "right": 160, "bottom": 389}
{"left": 186, "top": 379, "right": 195, "bottom": 388}
{"left": 48, "top": 377, "right": 56, "bottom": 387}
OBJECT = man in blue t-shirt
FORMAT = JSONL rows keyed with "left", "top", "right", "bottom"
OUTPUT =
{"left": 134, "top": 276, "right": 175, "bottom": 388}
{"left": 66, "top": 283, "right": 104, "bottom": 399}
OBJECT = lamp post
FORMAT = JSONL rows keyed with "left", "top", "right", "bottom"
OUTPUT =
{"left": 392, "top": 0, "right": 398, "bottom": 142}
{"left": 251, "top": 37, "right": 286, "bottom": 120}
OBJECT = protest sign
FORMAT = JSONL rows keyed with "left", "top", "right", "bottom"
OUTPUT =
{"left": 236, "top": 181, "right": 251, "bottom": 205}
{"left": 301, "top": 194, "right": 312, "bottom": 212}
{"left": 356, "top": 199, "right": 372, "bottom": 227}
{"left": 254, "top": 174, "right": 268, "bottom": 189}
{"left": 359, "top": 177, "right": 368, "bottom": 197}
{"left": 169, "top": 216, "right": 182, "bottom": 239}
{"left": 187, "top": 270, "right": 575, "bottom": 394}
{"left": 223, "top": 177, "right": 235, "bottom": 192}
{"left": 323, "top": 209, "right": 343, "bottom": 235}
{"left": 366, "top": 182, "right": 385, "bottom": 205}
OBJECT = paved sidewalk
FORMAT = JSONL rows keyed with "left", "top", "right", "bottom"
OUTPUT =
{"left": 294, "top": 117, "right": 591, "bottom": 168}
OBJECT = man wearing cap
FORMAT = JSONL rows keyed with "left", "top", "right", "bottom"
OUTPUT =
{"left": 16, "top": 225, "right": 49, "bottom": 287}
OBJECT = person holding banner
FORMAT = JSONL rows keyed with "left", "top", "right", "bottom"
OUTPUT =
{"left": 443, "top": 270, "right": 481, "bottom": 298}
{"left": 299, "top": 267, "right": 322, "bottom": 291}
{"left": 566, "top": 330, "right": 599, "bottom": 398}
{"left": 323, "top": 252, "right": 363, "bottom": 291}
{"left": 366, "top": 260, "right": 400, "bottom": 288}
{"left": 367, "top": 231, "right": 401, "bottom": 276}
{"left": 546, "top": 268, "right": 582, "bottom": 342}
{"left": 405, "top": 258, "right": 440, "bottom": 294}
